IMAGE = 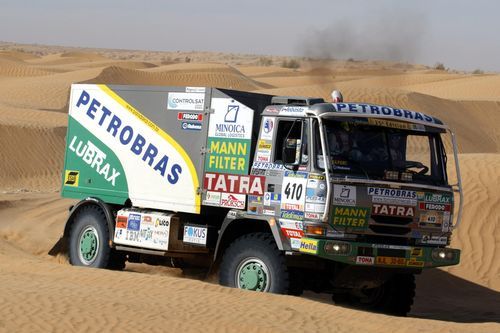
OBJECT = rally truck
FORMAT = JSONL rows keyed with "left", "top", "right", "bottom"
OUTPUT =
{"left": 59, "top": 84, "right": 462, "bottom": 316}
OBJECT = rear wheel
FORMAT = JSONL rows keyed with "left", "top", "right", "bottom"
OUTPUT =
{"left": 219, "top": 233, "right": 289, "bottom": 294}
{"left": 69, "top": 205, "right": 111, "bottom": 268}
{"left": 351, "top": 273, "right": 416, "bottom": 316}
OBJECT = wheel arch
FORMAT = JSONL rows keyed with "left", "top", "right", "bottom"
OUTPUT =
{"left": 213, "top": 215, "right": 286, "bottom": 265}
{"left": 63, "top": 197, "right": 117, "bottom": 243}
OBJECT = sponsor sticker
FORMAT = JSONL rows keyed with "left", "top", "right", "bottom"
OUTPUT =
{"left": 68, "top": 137, "right": 121, "bottom": 187}
{"left": 368, "top": 187, "right": 416, "bottom": 199}
{"left": 280, "top": 210, "right": 304, "bottom": 220}
{"left": 204, "top": 173, "right": 264, "bottom": 195}
{"left": 305, "top": 212, "right": 321, "bottom": 220}
{"left": 407, "top": 259, "right": 424, "bottom": 267}
{"left": 372, "top": 204, "right": 415, "bottom": 217}
{"left": 376, "top": 256, "right": 407, "bottom": 266}
{"left": 167, "top": 92, "right": 205, "bottom": 110}
{"left": 419, "top": 211, "right": 443, "bottom": 226}
{"left": 422, "top": 192, "right": 452, "bottom": 204}
{"left": 420, "top": 235, "right": 447, "bottom": 245}
{"left": 279, "top": 219, "right": 303, "bottom": 230}
{"left": 208, "top": 98, "right": 253, "bottom": 140}
{"left": 64, "top": 170, "right": 80, "bottom": 187}
{"left": 220, "top": 193, "right": 245, "bottom": 209}
{"left": 372, "top": 196, "right": 417, "bottom": 207}
{"left": 290, "top": 238, "right": 301, "bottom": 250}
{"left": 252, "top": 162, "right": 285, "bottom": 170}
{"left": 203, "top": 191, "right": 221, "bottom": 205}
{"left": 183, "top": 225, "right": 207, "bottom": 245}
{"left": 282, "top": 228, "right": 304, "bottom": 239}
{"left": 299, "top": 238, "right": 319, "bottom": 254}
{"left": 261, "top": 117, "right": 275, "bottom": 140}
{"left": 356, "top": 256, "right": 375, "bottom": 265}
{"left": 127, "top": 213, "right": 141, "bottom": 231}
{"left": 116, "top": 216, "right": 128, "bottom": 229}
{"left": 306, "top": 187, "right": 326, "bottom": 204}
{"left": 258, "top": 140, "right": 272, "bottom": 150}
{"left": 333, "top": 185, "right": 356, "bottom": 206}
{"left": 331, "top": 206, "right": 370, "bottom": 229}
{"left": 419, "top": 202, "right": 451, "bottom": 211}
{"left": 368, "top": 118, "right": 425, "bottom": 131}
{"left": 281, "top": 171, "right": 308, "bottom": 211}
{"left": 263, "top": 192, "right": 281, "bottom": 206}
{"left": 305, "top": 203, "right": 326, "bottom": 213}
{"left": 177, "top": 112, "right": 203, "bottom": 121}
{"left": 255, "top": 149, "right": 271, "bottom": 162}
{"left": 185, "top": 87, "right": 206, "bottom": 93}
{"left": 205, "top": 138, "right": 250, "bottom": 175}
{"left": 279, "top": 106, "right": 308, "bottom": 116}
{"left": 332, "top": 103, "right": 438, "bottom": 124}
{"left": 262, "top": 208, "right": 275, "bottom": 216}
{"left": 181, "top": 122, "right": 202, "bottom": 131}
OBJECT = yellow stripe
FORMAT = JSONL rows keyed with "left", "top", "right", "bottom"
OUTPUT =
{"left": 98, "top": 84, "right": 201, "bottom": 213}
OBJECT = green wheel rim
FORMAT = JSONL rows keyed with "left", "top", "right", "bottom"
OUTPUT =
{"left": 78, "top": 226, "right": 99, "bottom": 265}
{"left": 236, "top": 258, "right": 270, "bottom": 292}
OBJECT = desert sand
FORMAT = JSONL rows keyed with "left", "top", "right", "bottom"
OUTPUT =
{"left": 0, "top": 43, "right": 498, "bottom": 332}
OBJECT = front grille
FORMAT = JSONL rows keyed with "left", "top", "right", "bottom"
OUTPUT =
{"left": 361, "top": 235, "right": 412, "bottom": 246}
{"left": 369, "top": 225, "right": 411, "bottom": 235}
{"left": 378, "top": 248, "right": 406, "bottom": 258}
{"left": 357, "top": 246, "right": 374, "bottom": 257}
{"left": 371, "top": 216, "right": 413, "bottom": 225}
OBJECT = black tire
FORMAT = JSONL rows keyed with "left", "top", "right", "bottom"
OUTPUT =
{"left": 107, "top": 250, "right": 127, "bottom": 270}
{"left": 353, "top": 273, "right": 416, "bottom": 316}
{"left": 219, "top": 232, "right": 289, "bottom": 294}
{"left": 69, "top": 205, "right": 111, "bottom": 268}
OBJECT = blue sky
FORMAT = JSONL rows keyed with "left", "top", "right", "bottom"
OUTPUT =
{"left": 1, "top": 0, "right": 498, "bottom": 71}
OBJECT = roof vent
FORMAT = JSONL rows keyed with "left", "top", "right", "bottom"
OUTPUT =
{"left": 271, "top": 96, "right": 324, "bottom": 106}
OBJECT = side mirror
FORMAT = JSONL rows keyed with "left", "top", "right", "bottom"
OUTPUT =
{"left": 282, "top": 138, "right": 301, "bottom": 170}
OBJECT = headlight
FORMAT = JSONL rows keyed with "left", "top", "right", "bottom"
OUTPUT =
{"left": 431, "top": 248, "right": 455, "bottom": 261}
{"left": 324, "top": 241, "right": 351, "bottom": 255}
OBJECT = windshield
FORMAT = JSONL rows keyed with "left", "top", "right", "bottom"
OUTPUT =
{"left": 316, "top": 119, "right": 447, "bottom": 186}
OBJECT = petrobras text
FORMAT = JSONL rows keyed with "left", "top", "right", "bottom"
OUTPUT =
{"left": 74, "top": 90, "right": 182, "bottom": 185}
{"left": 332, "top": 103, "right": 439, "bottom": 124}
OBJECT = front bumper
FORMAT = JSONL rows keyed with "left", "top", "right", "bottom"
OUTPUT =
{"left": 298, "top": 238, "right": 460, "bottom": 268}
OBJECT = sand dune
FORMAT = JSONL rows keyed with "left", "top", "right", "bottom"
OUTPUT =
{"left": 84, "top": 63, "right": 273, "bottom": 91}
{"left": 404, "top": 74, "right": 500, "bottom": 101}
{"left": 0, "top": 45, "right": 499, "bottom": 332}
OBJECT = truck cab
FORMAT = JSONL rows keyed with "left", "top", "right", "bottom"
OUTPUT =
{"left": 246, "top": 99, "right": 461, "bottom": 271}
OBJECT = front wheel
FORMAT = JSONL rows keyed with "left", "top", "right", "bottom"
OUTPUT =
{"left": 69, "top": 205, "right": 111, "bottom": 268}
{"left": 219, "top": 233, "right": 289, "bottom": 294}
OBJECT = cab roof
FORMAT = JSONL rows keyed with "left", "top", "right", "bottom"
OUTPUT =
{"left": 261, "top": 102, "right": 447, "bottom": 130}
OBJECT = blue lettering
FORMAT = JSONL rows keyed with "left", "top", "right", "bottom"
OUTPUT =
{"left": 381, "top": 107, "right": 392, "bottom": 115}
{"left": 359, "top": 104, "right": 369, "bottom": 113}
{"left": 142, "top": 143, "right": 158, "bottom": 166}
{"left": 403, "top": 110, "right": 413, "bottom": 119}
{"left": 393, "top": 109, "right": 402, "bottom": 117}
{"left": 76, "top": 90, "right": 90, "bottom": 107}
{"left": 424, "top": 114, "right": 433, "bottom": 122}
{"left": 86, "top": 99, "right": 101, "bottom": 120}
{"left": 154, "top": 155, "right": 169, "bottom": 176}
{"left": 348, "top": 104, "right": 358, "bottom": 112}
{"left": 131, "top": 133, "right": 146, "bottom": 155}
{"left": 107, "top": 115, "right": 122, "bottom": 137}
{"left": 99, "top": 106, "right": 112, "bottom": 126}
{"left": 119, "top": 126, "right": 134, "bottom": 145}
{"left": 168, "top": 164, "right": 182, "bottom": 184}
{"left": 370, "top": 105, "right": 380, "bottom": 114}
{"left": 336, "top": 103, "right": 347, "bottom": 111}
{"left": 414, "top": 112, "right": 424, "bottom": 121}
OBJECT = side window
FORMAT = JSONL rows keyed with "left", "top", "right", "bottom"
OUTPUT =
{"left": 273, "top": 119, "right": 307, "bottom": 165}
